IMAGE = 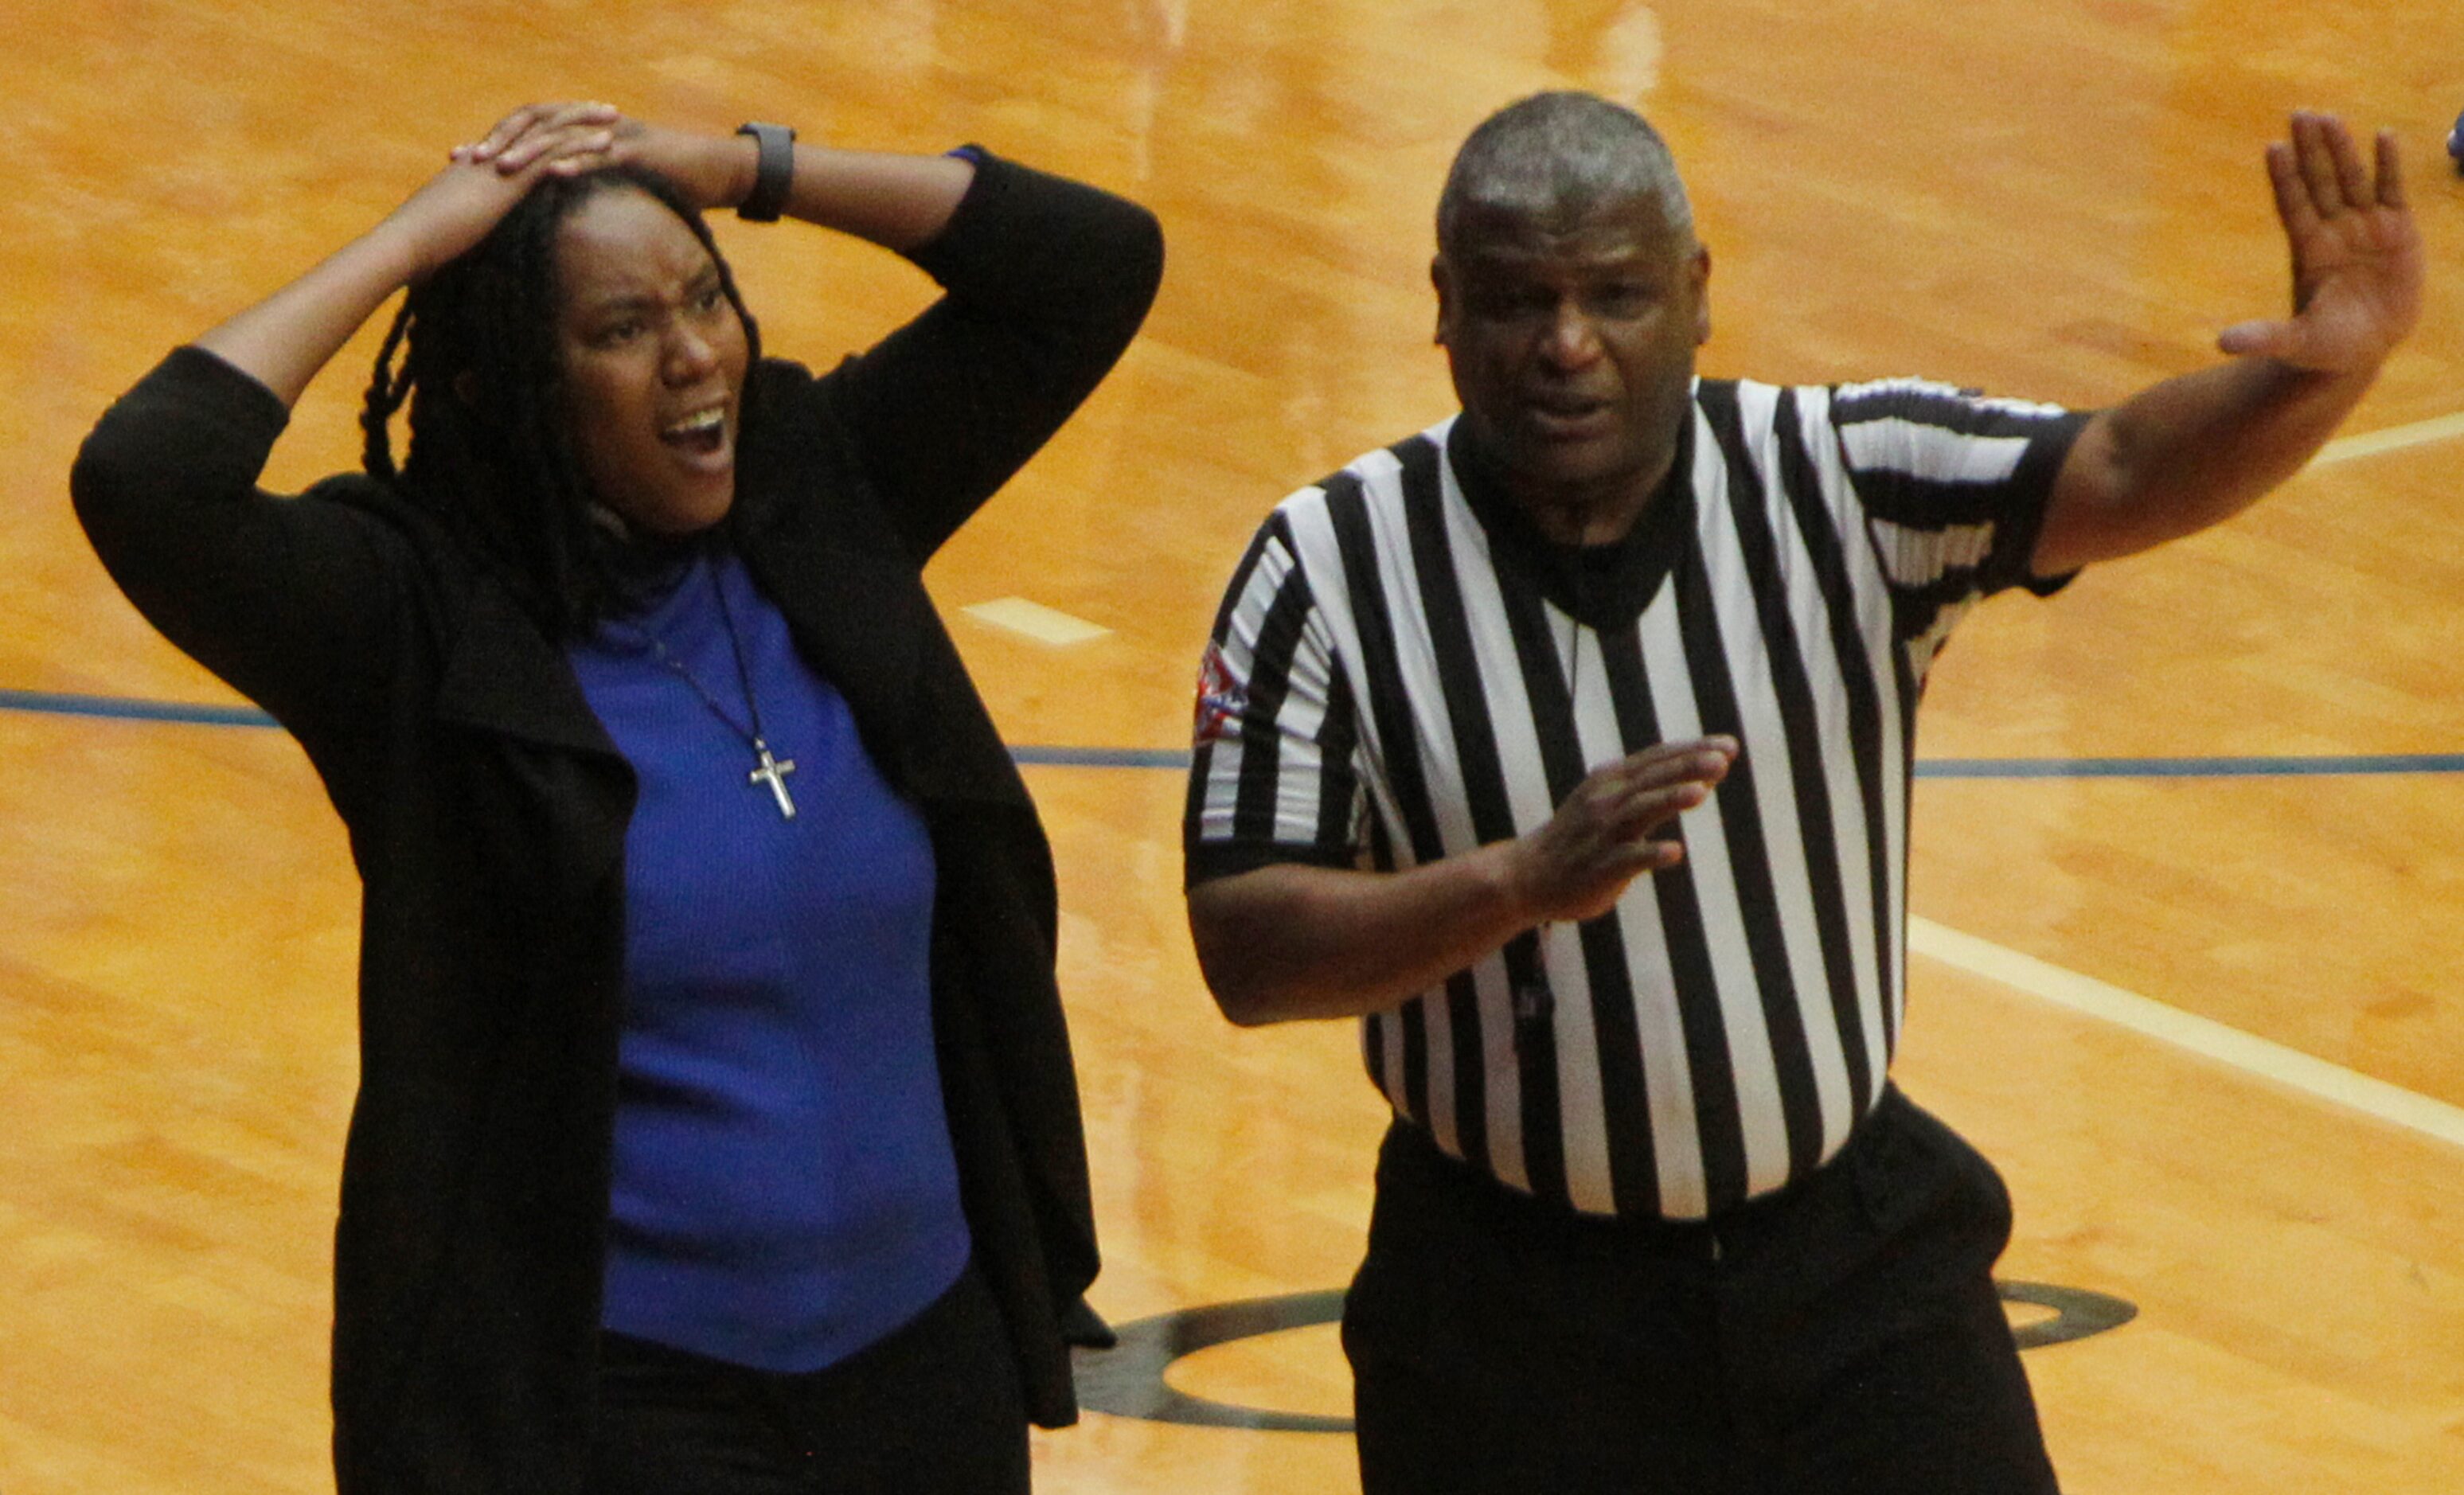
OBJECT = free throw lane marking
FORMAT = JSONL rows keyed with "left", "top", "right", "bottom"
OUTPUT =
{"left": 962, "top": 596, "right": 1112, "bottom": 646}
{"left": 1909, "top": 917, "right": 2464, "bottom": 1151}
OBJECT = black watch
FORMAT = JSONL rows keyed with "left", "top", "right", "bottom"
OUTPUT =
{"left": 733, "top": 122, "right": 798, "bottom": 223}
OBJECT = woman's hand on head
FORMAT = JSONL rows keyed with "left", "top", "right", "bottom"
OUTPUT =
{"left": 379, "top": 103, "right": 625, "bottom": 279}
{"left": 186, "top": 102, "right": 642, "bottom": 408}
{"left": 452, "top": 101, "right": 623, "bottom": 176}
{"left": 458, "top": 103, "right": 756, "bottom": 216}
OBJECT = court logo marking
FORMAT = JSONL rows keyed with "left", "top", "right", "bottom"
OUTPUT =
{"left": 1073, "top": 1282, "right": 2136, "bottom": 1432}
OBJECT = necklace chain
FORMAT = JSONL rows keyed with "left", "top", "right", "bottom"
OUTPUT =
{"left": 610, "top": 561, "right": 799, "bottom": 819}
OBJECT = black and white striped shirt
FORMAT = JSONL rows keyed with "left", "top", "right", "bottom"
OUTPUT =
{"left": 1185, "top": 377, "right": 2087, "bottom": 1220}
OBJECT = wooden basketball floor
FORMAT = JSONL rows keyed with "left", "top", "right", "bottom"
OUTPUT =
{"left": 5, "top": 1, "right": 2462, "bottom": 1489}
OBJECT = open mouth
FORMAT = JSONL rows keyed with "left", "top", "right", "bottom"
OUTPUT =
{"left": 661, "top": 406, "right": 728, "bottom": 459}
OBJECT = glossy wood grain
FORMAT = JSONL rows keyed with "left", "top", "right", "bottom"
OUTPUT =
{"left": 6, "top": 1, "right": 2462, "bottom": 1489}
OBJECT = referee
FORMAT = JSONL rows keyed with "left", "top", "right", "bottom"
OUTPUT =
{"left": 1183, "top": 93, "right": 2419, "bottom": 1493}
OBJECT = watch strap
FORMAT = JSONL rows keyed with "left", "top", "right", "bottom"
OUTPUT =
{"left": 733, "top": 122, "right": 797, "bottom": 223}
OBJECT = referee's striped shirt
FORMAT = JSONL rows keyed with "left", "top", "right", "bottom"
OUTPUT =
{"left": 1185, "top": 376, "right": 2088, "bottom": 1220}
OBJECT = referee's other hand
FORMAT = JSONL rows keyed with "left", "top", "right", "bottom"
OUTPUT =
{"left": 1510, "top": 737, "right": 1737, "bottom": 924}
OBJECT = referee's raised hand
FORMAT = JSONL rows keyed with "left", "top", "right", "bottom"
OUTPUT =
{"left": 2216, "top": 110, "right": 2422, "bottom": 374}
{"left": 1508, "top": 736, "right": 1737, "bottom": 925}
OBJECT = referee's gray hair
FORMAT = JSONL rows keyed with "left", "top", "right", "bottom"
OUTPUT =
{"left": 1436, "top": 92, "right": 1693, "bottom": 255}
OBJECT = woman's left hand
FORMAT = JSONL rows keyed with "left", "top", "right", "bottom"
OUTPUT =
{"left": 455, "top": 103, "right": 754, "bottom": 215}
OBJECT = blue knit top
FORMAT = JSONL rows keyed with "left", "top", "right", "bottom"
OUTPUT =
{"left": 568, "top": 546, "right": 969, "bottom": 1372}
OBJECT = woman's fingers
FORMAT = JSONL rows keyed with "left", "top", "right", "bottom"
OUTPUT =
{"left": 455, "top": 103, "right": 553, "bottom": 163}
{"left": 517, "top": 127, "right": 616, "bottom": 175}
{"left": 549, "top": 119, "right": 654, "bottom": 178}
{"left": 455, "top": 102, "right": 620, "bottom": 168}
{"left": 494, "top": 122, "right": 618, "bottom": 175}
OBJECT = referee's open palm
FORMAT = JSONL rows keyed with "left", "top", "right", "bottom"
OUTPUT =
{"left": 1515, "top": 737, "right": 1736, "bottom": 924}
{"left": 2218, "top": 111, "right": 2423, "bottom": 373}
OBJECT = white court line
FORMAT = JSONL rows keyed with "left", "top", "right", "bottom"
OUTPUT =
{"left": 2310, "top": 409, "right": 2464, "bottom": 466}
{"left": 962, "top": 596, "right": 1111, "bottom": 646}
{"left": 1976, "top": 403, "right": 2464, "bottom": 1144}
{"left": 1908, "top": 916, "right": 2464, "bottom": 1151}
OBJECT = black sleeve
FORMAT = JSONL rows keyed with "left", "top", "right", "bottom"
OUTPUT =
{"left": 69, "top": 346, "right": 414, "bottom": 740}
{"left": 1826, "top": 377, "right": 2092, "bottom": 603}
{"left": 821, "top": 151, "right": 1164, "bottom": 564}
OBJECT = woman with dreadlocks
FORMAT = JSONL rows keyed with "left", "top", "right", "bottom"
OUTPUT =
{"left": 72, "top": 101, "right": 1162, "bottom": 1493}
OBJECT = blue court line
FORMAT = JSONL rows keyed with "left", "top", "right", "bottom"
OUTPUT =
{"left": 6, "top": 689, "right": 2460, "bottom": 780}
{"left": 1, "top": 689, "right": 283, "bottom": 728}
{"left": 1012, "top": 745, "right": 1193, "bottom": 770}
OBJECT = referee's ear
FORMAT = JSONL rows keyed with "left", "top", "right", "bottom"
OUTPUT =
{"left": 1690, "top": 243, "right": 1712, "bottom": 345}
{"left": 1431, "top": 254, "right": 1455, "bottom": 347}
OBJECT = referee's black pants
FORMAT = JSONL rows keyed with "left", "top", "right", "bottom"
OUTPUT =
{"left": 1341, "top": 1086, "right": 2060, "bottom": 1494}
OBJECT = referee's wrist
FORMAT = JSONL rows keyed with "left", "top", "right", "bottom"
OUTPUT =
{"left": 1482, "top": 838, "right": 1543, "bottom": 931}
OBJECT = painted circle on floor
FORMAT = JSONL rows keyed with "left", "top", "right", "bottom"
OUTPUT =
{"left": 1072, "top": 1282, "right": 2135, "bottom": 1431}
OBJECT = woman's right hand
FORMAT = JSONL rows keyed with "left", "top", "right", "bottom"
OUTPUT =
{"left": 380, "top": 102, "right": 627, "bottom": 279}
{"left": 189, "top": 103, "right": 625, "bottom": 405}
{"left": 456, "top": 101, "right": 758, "bottom": 216}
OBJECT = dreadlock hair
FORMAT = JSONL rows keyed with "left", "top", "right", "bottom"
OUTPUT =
{"left": 359, "top": 164, "right": 763, "bottom": 640}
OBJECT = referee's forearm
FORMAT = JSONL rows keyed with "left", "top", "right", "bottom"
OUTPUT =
{"left": 2033, "top": 357, "right": 2369, "bottom": 573}
{"left": 1186, "top": 851, "right": 1533, "bottom": 1026}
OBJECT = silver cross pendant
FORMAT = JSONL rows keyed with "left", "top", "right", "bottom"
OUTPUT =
{"left": 749, "top": 739, "right": 798, "bottom": 819}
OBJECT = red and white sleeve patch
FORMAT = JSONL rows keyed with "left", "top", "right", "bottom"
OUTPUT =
{"left": 1193, "top": 641, "right": 1248, "bottom": 747}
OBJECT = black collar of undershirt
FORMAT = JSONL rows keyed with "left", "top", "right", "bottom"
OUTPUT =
{"left": 595, "top": 518, "right": 724, "bottom": 618}
{"left": 1446, "top": 411, "right": 1696, "bottom": 633}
